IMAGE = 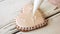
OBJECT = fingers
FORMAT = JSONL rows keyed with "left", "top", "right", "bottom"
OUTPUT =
{"left": 48, "top": 0, "right": 60, "bottom": 7}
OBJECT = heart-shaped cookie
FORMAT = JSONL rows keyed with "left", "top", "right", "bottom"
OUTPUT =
{"left": 15, "top": 3, "right": 48, "bottom": 32}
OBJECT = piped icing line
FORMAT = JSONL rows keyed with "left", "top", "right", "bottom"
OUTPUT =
{"left": 16, "top": 20, "right": 48, "bottom": 32}
{"left": 33, "top": 0, "right": 43, "bottom": 16}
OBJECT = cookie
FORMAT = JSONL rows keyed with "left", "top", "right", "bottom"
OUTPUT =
{"left": 15, "top": 4, "right": 48, "bottom": 32}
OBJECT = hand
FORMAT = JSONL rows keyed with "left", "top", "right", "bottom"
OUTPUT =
{"left": 49, "top": 0, "right": 60, "bottom": 7}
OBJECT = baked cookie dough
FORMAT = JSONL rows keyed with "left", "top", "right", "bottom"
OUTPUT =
{"left": 15, "top": 4, "right": 47, "bottom": 32}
